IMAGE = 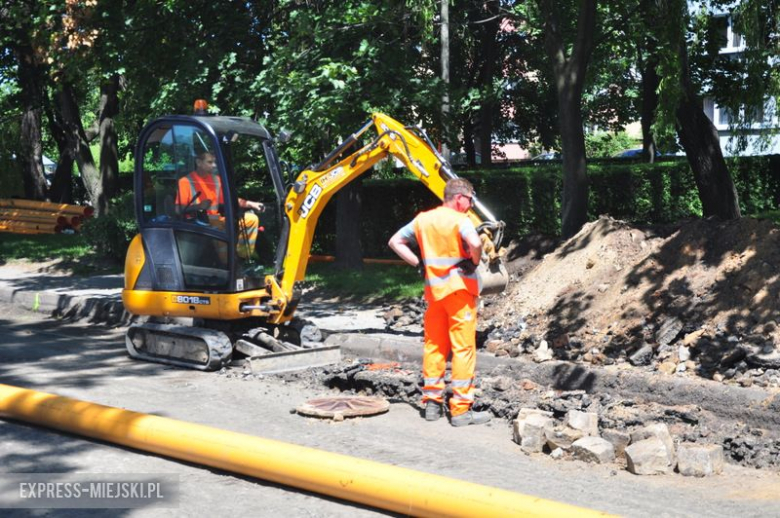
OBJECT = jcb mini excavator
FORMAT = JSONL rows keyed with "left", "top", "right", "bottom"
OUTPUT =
{"left": 122, "top": 103, "right": 509, "bottom": 372}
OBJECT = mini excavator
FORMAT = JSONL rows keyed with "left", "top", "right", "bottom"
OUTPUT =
{"left": 122, "top": 103, "right": 509, "bottom": 372}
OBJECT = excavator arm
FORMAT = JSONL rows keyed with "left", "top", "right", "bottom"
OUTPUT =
{"left": 264, "top": 113, "right": 508, "bottom": 323}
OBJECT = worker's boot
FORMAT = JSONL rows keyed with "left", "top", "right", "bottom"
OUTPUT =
{"left": 424, "top": 401, "right": 443, "bottom": 421}
{"left": 450, "top": 409, "right": 491, "bottom": 427}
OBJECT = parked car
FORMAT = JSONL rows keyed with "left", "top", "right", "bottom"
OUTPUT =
{"left": 531, "top": 151, "right": 561, "bottom": 160}
{"left": 612, "top": 148, "right": 661, "bottom": 159}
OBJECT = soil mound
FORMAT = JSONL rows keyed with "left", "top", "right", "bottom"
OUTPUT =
{"left": 483, "top": 216, "right": 780, "bottom": 387}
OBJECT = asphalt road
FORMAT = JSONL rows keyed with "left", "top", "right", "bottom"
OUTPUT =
{"left": 0, "top": 302, "right": 778, "bottom": 517}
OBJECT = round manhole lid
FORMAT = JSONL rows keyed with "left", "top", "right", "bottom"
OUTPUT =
{"left": 296, "top": 396, "right": 390, "bottom": 420}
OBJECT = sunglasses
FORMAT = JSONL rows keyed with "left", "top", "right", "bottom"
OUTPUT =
{"left": 459, "top": 193, "right": 474, "bottom": 205}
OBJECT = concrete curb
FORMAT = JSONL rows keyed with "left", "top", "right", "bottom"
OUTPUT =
{"left": 0, "top": 285, "right": 133, "bottom": 326}
{"left": 326, "top": 333, "right": 780, "bottom": 430}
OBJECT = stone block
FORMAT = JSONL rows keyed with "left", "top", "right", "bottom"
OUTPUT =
{"left": 601, "top": 429, "right": 631, "bottom": 458}
{"left": 571, "top": 436, "right": 615, "bottom": 464}
{"left": 545, "top": 426, "right": 584, "bottom": 451}
{"left": 630, "top": 423, "right": 675, "bottom": 465}
{"left": 625, "top": 438, "right": 672, "bottom": 475}
{"left": 513, "top": 413, "right": 554, "bottom": 453}
{"left": 566, "top": 410, "right": 599, "bottom": 436}
{"left": 676, "top": 444, "right": 724, "bottom": 477}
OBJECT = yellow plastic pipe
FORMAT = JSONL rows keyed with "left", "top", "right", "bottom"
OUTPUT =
{"left": 0, "top": 384, "right": 612, "bottom": 517}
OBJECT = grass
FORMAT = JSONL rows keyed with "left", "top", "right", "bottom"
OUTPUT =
{"left": 304, "top": 262, "right": 422, "bottom": 301}
{"left": 0, "top": 233, "right": 123, "bottom": 275}
{"left": 0, "top": 233, "right": 92, "bottom": 262}
{"left": 0, "top": 233, "right": 421, "bottom": 299}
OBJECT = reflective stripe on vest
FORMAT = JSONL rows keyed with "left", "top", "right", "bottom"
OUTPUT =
{"left": 414, "top": 206, "right": 479, "bottom": 301}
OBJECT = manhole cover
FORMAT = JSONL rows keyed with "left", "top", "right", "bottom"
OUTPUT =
{"left": 296, "top": 396, "right": 390, "bottom": 420}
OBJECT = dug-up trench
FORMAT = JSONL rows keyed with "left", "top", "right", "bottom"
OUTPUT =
{"left": 273, "top": 216, "right": 780, "bottom": 474}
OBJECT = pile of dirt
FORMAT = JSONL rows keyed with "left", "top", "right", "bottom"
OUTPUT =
{"left": 481, "top": 216, "right": 780, "bottom": 388}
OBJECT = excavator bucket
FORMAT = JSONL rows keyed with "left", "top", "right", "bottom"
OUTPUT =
{"left": 477, "top": 259, "right": 509, "bottom": 296}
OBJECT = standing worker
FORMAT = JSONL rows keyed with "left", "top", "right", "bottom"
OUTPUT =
{"left": 388, "top": 178, "right": 491, "bottom": 427}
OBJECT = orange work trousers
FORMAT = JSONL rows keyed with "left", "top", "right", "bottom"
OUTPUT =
{"left": 209, "top": 212, "right": 259, "bottom": 261}
{"left": 421, "top": 289, "right": 477, "bottom": 417}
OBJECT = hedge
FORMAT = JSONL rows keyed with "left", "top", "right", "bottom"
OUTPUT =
{"left": 313, "top": 154, "right": 780, "bottom": 257}
{"left": 83, "top": 154, "right": 780, "bottom": 261}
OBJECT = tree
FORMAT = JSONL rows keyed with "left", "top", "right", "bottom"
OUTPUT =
{"left": 0, "top": 1, "right": 49, "bottom": 200}
{"left": 655, "top": 0, "right": 741, "bottom": 219}
{"left": 254, "top": 0, "right": 440, "bottom": 268}
{"left": 537, "top": 0, "right": 598, "bottom": 237}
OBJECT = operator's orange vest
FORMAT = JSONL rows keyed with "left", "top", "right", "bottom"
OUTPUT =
{"left": 176, "top": 173, "right": 224, "bottom": 215}
{"left": 414, "top": 206, "right": 479, "bottom": 302}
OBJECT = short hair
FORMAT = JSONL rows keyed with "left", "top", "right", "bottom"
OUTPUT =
{"left": 444, "top": 178, "right": 475, "bottom": 201}
{"left": 196, "top": 151, "right": 215, "bottom": 162}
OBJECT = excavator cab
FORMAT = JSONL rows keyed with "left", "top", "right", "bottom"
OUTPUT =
{"left": 131, "top": 115, "right": 285, "bottom": 297}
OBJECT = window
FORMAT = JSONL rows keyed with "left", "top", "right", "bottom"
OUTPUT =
{"left": 140, "top": 124, "right": 222, "bottom": 226}
{"left": 140, "top": 123, "right": 230, "bottom": 291}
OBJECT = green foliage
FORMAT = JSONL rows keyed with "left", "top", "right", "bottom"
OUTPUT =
{"left": 80, "top": 191, "right": 137, "bottom": 262}
{"left": 0, "top": 233, "right": 91, "bottom": 263}
{"left": 585, "top": 132, "right": 639, "bottom": 158}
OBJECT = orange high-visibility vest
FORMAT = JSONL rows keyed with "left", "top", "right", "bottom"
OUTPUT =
{"left": 414, "top": 206, "right": 479, "bottom": 302}
{"left": 176, "top": 173, "right": 224, "bottom": 215}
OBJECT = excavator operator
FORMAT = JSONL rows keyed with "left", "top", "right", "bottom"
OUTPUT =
{"left": 175, "top": 151, "right": 264, "bottom": 260}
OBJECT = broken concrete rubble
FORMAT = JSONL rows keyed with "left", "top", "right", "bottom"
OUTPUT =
{"left": 601, "top": 429, "right": 631, "bottom": 458}
{"left": 316, "top": 337, "right": 780, "bottom": 472}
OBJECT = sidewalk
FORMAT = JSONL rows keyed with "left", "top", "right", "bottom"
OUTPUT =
{"left": 0, "top": 264, "right": 126, "bottom": 323}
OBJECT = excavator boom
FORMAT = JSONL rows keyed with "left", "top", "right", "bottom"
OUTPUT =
{"left": 264, "top": 113, "right": 507, "bottom": 322}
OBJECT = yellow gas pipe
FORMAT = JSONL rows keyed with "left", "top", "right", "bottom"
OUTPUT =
{"left": 0, "top": 384, "right": 611, "bottom": 517}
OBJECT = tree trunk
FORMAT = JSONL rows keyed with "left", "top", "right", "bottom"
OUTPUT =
{"left": 640, "top": 55, "right": 660, "bottom": 162}
{"left": 464, "top": 118, "right": 477, "bottom": 166}
{"left": 335, "top": 178, "right": 363, "bottom": 271}
{"left": 477, "top": 1, "right": 501, "bottom": 167}
{"left": 541, "top": 0, "right": 597, "bottom": 238}
{"left": 676, "top": 92, "right": 741, "bottom": 219}
{"left": 15, "top": 43, "right": 47, "bottom": 200}
{"left": 54, "top": 83, "right": 101, "bottom": 211}
{"left": 440, "top": 0, "right": 451, "bottom": 160}
{"left": 44, "top": 90, "right": 74, "bottom": 203}
{"left": 558, "top": 94, "right": 590, "bottom": 238}
{"left": 98, "top": 75, "right": 122, "bottom": 214}
{"left": 676, "top": 33, "right": 740, "bottom": 219}
{"left": 639, "top": 0, "right": 660, "bottom": 164}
